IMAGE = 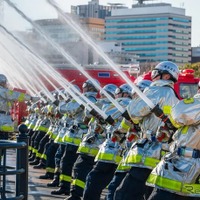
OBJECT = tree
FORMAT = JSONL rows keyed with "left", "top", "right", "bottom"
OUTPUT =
{"left": 180, "top": 62, "right": 200, "bottom": 77}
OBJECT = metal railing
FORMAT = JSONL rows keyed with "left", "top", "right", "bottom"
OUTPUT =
{"left": 0, "top": 124, "right": 29, "bottom": 200}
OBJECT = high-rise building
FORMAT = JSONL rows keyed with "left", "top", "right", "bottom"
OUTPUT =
{"left": 105, "top": 2, "right": 191, "bottom": 65}
{"left": 71, "top": 0, "right": 127, "bottom": 19}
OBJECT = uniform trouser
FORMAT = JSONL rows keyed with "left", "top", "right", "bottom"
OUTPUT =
{"left": 0, "top": 131, "right": 9, "bottom": 140}
{"left": 59, "top": 144, "right": 78, "bottom": 191}
{"left": 106, "top": 171, "right": 127, "bottom": 200}
{"left": 148, "top": 188, "right": 198, "bottom": 200}
{"left": 29, "top": 130, "right": 39, "bottom": 149}
{"left": 114, "top": 167, "right": 153, "bottom": 200}
{"left": 27, "top": 129, "right": 34, "bottom": 146}
{"left": 55, "top": 144, "right": 65, "bottom": 168}
{"left": 37, "top": 134, "right": 50, "bottom": 161}
{"left": 70, "top": 154, "right": 95, "bottom": 200}
{"left": 45, "top": 141, "right": 59, "bottom": 172}
{"left": 83, "top": 161, "right": 117, "bottom": 200}
{"left": 33, "top": 131, "right": 46, "bottom": 151}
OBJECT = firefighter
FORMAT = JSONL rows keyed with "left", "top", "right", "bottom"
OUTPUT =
{"left": 43, "top": 93, "right": 74, "bottom": 182}
{"left": 113, "top": 61, "right": 180, "bottom": 200}
{"left": 146, "top": 94, "right": 200, "bottom": 200}
{"left": 83, "top": 83, "right": 132, "bottom": 200}
{"left": 66, "top": 84, "right": 118, "bottom": 200}
{"left": 0, "top": 74, "right": 39, "bottom": 140}
{"left": 51, "top": 79, "right": 99, "bottom": 196}
{"left": 33, "top": 103, "right": 59, "bottom": 170}
{"left": 29, "top": 103, "right": 52, "bottom": 166}
{"left": 106, "top": 79, "right": 152, "bottom": 200}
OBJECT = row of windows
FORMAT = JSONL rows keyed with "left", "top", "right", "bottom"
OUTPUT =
{"left": 106, "top": 29, "right": 189, "bottom": 35}
{"left": 106, "top": 17, "right": 168, "bottom": 23}
{"left": 106, "top": 35, "right": 190, "bottom": 40}
{"left": 123, "top": 47, "right": 168, "bottom": 51}
{"left": 106, "top": 23, "right": 191, "bottom": 29}
{"left": 106, "top": 24, "right": 169, "bottom": 28}
{"left": 106, "top": 17, "right": 191, "bottom": 23}
{"left": 123, "top": 47, "right": 189, "bottom": 52}
{"left": 122, "top": 41, "right": 189, "bottom": 46}
{"left": 135, "top": 52, "right": 189, "bottom": 57}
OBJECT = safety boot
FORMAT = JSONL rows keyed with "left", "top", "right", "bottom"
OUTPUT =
{"left": 29, "top": 158, "right": 40, "bottom": 165}
{"left": 39, "top": 172, "right": 54, "bottom": 180}
{"left": 47, "top": 172, "right": 60, "bottom": 187}
{"left": 28, "top": 153, "right": 36, "bottom": 162}
{"left": 51, "top": 186, "right": 70, "bottom": 195}
{"left": 33, "top": 162, "right": 46, "bottom": 169}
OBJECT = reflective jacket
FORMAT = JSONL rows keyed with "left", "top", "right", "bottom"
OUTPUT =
{"left": 123, "top": 80, "right": 178, "bottom": 169}
{"left": 95, "top": 97, "right": 131, "bottom": 164}
{"left": 62, "top": 92, "right": 97, "bottom": 146}
{"left": 77, "top": 98, "right": 110, "bottom": 157}
{"left": 146, "top": 95, "right": 200, "bottom": 197}
{"left": 0, "top": 86, "right": 32, "bottom": 132}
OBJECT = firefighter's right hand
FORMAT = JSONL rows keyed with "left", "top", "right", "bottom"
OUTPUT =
{"left": 31, "top": 96, "right": 40, "bottom": 102}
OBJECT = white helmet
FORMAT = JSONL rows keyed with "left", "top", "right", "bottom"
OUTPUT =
{"left": 82, "top": 79, "right": 100, "bottom": 92}
{"left": 136, "top": 80, "right": 152, "bottom": 91}
{"left": 151, "top": 61, "right": 179, "bottom": 82}
{"left": 0, "top": 74, "right": 7, "bottom": 86}
{"left": 115, "top": 84, "right": 132, "bottom": 96}
{"left": 100, "top": 84, "right": 118, "bottom": 98}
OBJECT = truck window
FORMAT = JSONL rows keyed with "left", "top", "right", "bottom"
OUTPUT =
{"left": 179, "top": 83, "right": 198, "bottom": 99}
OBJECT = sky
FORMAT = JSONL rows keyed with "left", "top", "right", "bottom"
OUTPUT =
{"left": 3, "top": 0, "right": 200, "bottom": 47}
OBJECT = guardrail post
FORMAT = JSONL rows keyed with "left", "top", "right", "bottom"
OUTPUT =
{"left": 16, "top": 124, "right": 29, "bottom": 200}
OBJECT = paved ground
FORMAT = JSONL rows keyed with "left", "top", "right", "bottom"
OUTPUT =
{"left": 2, "top": 148, "right": 107, "bottom": 200}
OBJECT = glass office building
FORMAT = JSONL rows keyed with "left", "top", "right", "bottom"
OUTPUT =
{"left": 105, "top": 3, "right": 191, "bottom": 65}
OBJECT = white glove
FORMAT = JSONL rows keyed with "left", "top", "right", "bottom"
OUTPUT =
{"left": 31, "top": 96, "right": 40, "bottom": 102}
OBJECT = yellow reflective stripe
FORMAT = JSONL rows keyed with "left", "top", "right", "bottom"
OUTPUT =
{"left": 124, "top": 154, "right": 142, "bottom": 164}
{"left": 32, "top": 148, "right": 38, "bottom": 154}
{"left": 18, "top": 93, "right": 25, "bottom": 102}
{"left": 63, "top": 136, "right": 81, "bottom": 145}
{"left": 181, "top": 126, "right": 189, "bottom": 134}
{"left": 163, "top": 105, "right": 181, "bottom": 129}
{"left": 124, "top": 154, "right": 159, "bottom": 168}
{"left": 117, "top": 163, "right": 131, "bottom": 171}
{"left": 46, "top": 167, "right": 55, "bottom": 173}
{"left": 29, "top": 124, "right": 35, "bottom": 129}
{"left": 121, "top": 118, "right": 130, "bottom": 132}
{"left": 163, "top": 105, "right": 171, "bottom": 115}
{"left": 147, "top": 174, "right": 182, "bottom": 192}
{"left": 41, "top": 153, "right": 47, "bottom": 160}
{"left": 148, "top": 174, "right": 200, "bottom": 195}
{"left": 28, "top": 146, "right": 32, "bottom": 151}
{"left": 78, "top": 145, "right": 98, "bottom": 156}
{"left": 38, "top": 126, "right": 48, "bottom": 132}
{"left": 144, "top": 157, "right": 160, "bottom": 168}
{"left": 0, "top": 125, "right": 14, "bottom": 132}
{"left": 96, "top": 152, "right": 122, "bottom": 163}
{"left": 36, "top": 152, "right": 42, "bottom": 158}
{"left": 8, "top": 90, "right": 14, "bottom": 95}
{"left": 46, "top": 131, "right": 52, "bottom": 135}
{"left": 60, "top": 174, "right": 72, "bottom": 182}
{"left": 55, "top": 137, "right": 63, "bottom": 143}
{"left": 72, "top": 179, "right": 85, "bottom": 189}
{"left": 51, "top": 134, "right": 57, "bottom": 140}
